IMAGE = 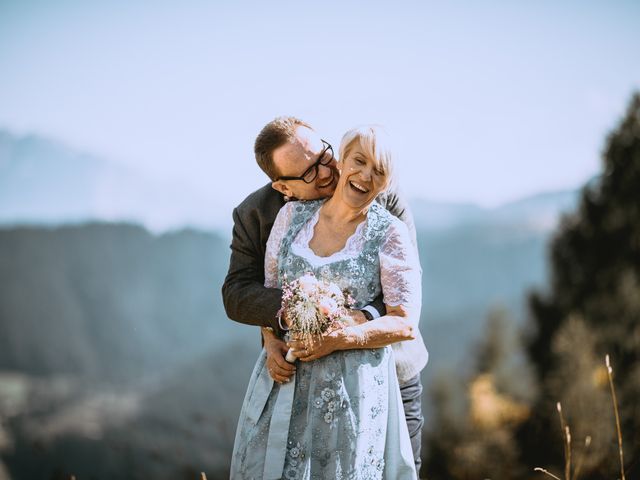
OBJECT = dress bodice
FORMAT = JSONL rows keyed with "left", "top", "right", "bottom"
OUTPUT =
{"left": 277, "top": 200, "right": 390, "bottom": 309}
{"left": 265, "top": 200, "right": 422, "bottom": 313}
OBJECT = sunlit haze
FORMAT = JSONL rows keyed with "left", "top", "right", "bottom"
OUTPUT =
{"left": 1, "top": 0, "right": 638, "bottom": 227}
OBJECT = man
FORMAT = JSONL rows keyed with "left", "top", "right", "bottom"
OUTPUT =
{"left": 222, "top": 116, "right": 425, "bottom": 474}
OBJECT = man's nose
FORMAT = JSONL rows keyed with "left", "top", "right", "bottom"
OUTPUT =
{"left": 317, "top": 163, "right": 332, "bottom": 179}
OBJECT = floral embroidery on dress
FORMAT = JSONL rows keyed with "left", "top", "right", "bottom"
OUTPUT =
{"left": 312, "top": 384, "right": 342, "bottom": 428}
{"left": 284, "top": 441, "right": 307, "bottom": 479}
{"left": 360, "top": 444, "right": 385, "bottom": 480}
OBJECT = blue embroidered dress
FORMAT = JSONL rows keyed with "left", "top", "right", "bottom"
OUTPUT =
{"left": 230, "top": 200, "right": 420, "bottom": 480}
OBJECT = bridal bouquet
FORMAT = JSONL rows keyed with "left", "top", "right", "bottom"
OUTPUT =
{"left": 278, "top": 273, "right": 353, "bottom": 363}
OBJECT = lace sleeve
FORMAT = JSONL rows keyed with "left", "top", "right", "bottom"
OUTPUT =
{"left": 379, "top": 218, "right": 422, "bottom": 324}
{"left": 264, "top": 201, "right": 296, "bottom": 288}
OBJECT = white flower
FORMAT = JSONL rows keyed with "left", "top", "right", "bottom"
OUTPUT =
{"left": 327, "top": 282, "right": 343, "bottom": 299}
{"left": 297, "top": 274, "right": 319, "bottom": 295}
{"left": 318, "top": 297, "right": 339, "bottom": 316}
{"left": 324, "top": 412, "right": 333, "bottom": 423}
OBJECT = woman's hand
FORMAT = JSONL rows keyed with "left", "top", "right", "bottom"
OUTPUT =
{"left": 287, "top": 329, "right": 345, "bottom": 362}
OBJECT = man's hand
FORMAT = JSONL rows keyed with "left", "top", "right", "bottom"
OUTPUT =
{"left": 281, "top": 310, "right": 292, "bottom": 329}
{"left": 346, "top": 309, "right": 369, "bottom": 325}
{"left": 287, "top": 329, "right": 346, "bottom": 362}
{"left": 262, "top": 328, "right": 296, "bottom": 383}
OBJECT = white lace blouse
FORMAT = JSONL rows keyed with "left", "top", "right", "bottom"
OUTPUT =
{"left": 265, "top": 201, "right": 429, "bottom": 382}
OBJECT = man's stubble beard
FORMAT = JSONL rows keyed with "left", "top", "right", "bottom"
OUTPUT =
{"left": 316, "top": 167, "right": 340, "bottom": 198}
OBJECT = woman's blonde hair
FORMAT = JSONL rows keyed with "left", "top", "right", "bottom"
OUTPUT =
{"left": 338, "top": 125, "right": 395, "bottom": 191}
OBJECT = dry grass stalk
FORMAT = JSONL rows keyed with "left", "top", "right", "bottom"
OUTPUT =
{"left": 536, "top": 355, "right": 627, "bottom": 480}
{"left": 605, "top": 354, "right": 625, "bottom": 480}
{"left": 564, "top": 426, "right": 572, "bottom": 480}
{"left": 571, "top": 435, "right": 591, "bottom": 480}
{"left": 534, "top": 467, "right": 562, "bottom": 480}
{"left": 556, "top": 402, "right": 571, "bottom": 480}
{"left": 200, "top": 473, "right": 207, "bottom": 480}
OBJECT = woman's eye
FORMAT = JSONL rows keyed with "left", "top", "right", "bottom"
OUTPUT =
{"left": 355, "top": 158, "right": 365, "bottom": 165}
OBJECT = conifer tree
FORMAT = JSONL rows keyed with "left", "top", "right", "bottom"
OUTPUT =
{"left": 523, "top": 93, "right": 640, "bottom": 477}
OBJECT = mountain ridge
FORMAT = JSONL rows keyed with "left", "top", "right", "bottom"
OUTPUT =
{"left": 0, "top": 129, "right": 580, "bottom": 234}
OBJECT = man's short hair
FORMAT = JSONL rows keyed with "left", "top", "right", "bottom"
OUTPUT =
{"left": 254, "top": 116, "right": 313, "bottom": 180}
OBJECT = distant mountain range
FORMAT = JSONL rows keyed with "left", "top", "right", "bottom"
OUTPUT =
{"left": 0, "top": 128, "right": 589, "bottom": 478}
{"left": 0, "top": 130, "right": 226, "bottom": 232}
{"left": 0, "top": 129, "right": 581, "bottom": 234}
{"left": 411, "top": 190, "right": 579, "bottom": 232}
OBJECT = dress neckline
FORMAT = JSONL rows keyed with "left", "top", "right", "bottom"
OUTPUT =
{"left": 291, "top": 208, "right": 368, "bottom": 266}
{"left": 310, "top": 205, "right": 368, "bottom": 258}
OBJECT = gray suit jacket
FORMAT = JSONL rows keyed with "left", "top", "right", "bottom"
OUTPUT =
{"left": 222, "top": 183, "right": 415, "bottom": 334}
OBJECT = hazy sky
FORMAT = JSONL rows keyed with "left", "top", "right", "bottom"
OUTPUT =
{"left": 1, "top": 0, "right": 639, "bottom": 213}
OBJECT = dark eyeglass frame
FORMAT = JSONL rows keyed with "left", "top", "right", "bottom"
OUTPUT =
{"left": 275, "top": 139, "right": 334, "bottom": 183}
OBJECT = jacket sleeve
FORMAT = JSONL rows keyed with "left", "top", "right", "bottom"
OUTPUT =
{"left": 221, "top": 206, "right": 283, "bottom": 333}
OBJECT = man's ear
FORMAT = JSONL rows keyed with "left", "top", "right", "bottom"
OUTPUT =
{"left": 271, "top": 180, "right": 291, "bottom": 197}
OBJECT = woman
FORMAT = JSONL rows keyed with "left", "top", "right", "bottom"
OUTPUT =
{"left": 230, "top": 126, "right": 422, "bottom": 479}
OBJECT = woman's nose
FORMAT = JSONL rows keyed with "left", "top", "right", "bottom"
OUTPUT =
{"left": 360, "top": 167, "right": 372, "bottom": 181}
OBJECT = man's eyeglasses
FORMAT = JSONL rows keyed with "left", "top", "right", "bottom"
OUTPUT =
{"left": 275, "top": 140, "right": 334, "bottom": 183}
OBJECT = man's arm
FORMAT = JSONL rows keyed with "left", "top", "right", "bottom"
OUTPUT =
{"left": 222, "top": 207, "right": 283, "bottom": 332}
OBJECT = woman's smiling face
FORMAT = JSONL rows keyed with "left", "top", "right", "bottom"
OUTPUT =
{"left": 338, "top": 140, "right": 389, "bottom": 210}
